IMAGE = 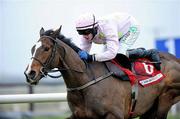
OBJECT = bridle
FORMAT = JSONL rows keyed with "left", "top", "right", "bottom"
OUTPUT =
{"left": 31, "top": 35, "right": 86, "bottom": 78}
{"left": 31, "top": 35, "right": 62, "bottom": 78}
{"left": 30, "top": 35, "right": 113, "bottom": 92}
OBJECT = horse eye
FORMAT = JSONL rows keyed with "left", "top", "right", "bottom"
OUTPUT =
{"left": 44, "top": 47, "right": 49, "bottom": 51}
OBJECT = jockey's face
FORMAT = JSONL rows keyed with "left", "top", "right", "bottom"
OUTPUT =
{"left": 82, "top": 33, "right": 93, "bottom": 41}
{"left": 77, "top": 28, "right": 94, "bottom": 41}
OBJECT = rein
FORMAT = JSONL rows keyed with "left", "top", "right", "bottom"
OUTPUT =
{"left": 67, "top": 72, "right": 113, "bottom": 91}
{"left": 31, "top": 35, "right": 85, "bottom": 78}
{"left": 32, "top": 35, "right": 114, "bottom": 91}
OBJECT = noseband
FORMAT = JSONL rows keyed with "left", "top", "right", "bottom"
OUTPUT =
{"left": 31, "top": 36, "right": 61, "bottom": 78}
{"left": 30, "top": 35, "right": 113, "bottom": 92}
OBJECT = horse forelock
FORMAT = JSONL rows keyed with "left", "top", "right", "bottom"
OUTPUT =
{"left": 42, "top": 29, "right": 54, "bottom": 36}
{"left": 41, "top": 29, "right": 68, "bottom": 44}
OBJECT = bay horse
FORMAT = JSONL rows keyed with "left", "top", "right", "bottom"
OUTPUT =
{"left": 24, "top": 26, "right": 180, "bottom": 119}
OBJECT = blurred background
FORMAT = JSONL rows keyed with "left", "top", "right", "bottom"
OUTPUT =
{"left": 0, "top": 0, "right": 180, "bottom": 119}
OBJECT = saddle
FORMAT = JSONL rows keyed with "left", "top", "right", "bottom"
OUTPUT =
{"left": 105, "top": 53, "right": 165, "bottom": 87}
{"left": 105, "top": 54, "right": 135, "bottom": 84}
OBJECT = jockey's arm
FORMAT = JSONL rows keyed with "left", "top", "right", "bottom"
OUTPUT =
{"left": 94, "top": 21, "right": 120, "bottom": 62}
{"left": 94, "top": 35, "right": 119, "bottom": 61}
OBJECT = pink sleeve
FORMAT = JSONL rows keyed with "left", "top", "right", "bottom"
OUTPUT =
{"left": 95, "top": 21, "right": 119, "bottom": 61}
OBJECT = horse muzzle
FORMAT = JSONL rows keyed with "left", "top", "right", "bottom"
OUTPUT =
{"left": 24, "top": 69, "right": 42, "bottom": 85}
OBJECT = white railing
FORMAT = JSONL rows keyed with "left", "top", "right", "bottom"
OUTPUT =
{"left": 0, "top": 93, "right": 67, "bottom": 104}
{"left": 0, "top": 93, "right": 178, "bottom": 116}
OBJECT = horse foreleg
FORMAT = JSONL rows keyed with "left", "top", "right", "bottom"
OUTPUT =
{"left": 156, "top": 89, "right": 180, "bottom": 119}
{"left": 139, "top": 98, "right": 159, "bottom": 119}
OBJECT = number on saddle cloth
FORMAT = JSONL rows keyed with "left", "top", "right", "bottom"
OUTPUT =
{"left": 132, "top": 58, "right": 165, "bottom": 87}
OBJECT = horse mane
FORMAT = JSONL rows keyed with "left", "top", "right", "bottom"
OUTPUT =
{"left": 43, "top": 29, "right": 81, "bottom": 53}
{"left": 57, "top": 34, "right": 81, "bottom": 53}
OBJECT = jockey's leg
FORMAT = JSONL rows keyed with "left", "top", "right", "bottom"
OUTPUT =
{"left": 127, "top": 48, "right": 161, "bottom": 70}
{"left": 126, "top": 48, "right": 146, "bottom": 59}
{"left": 147, "top": 49, "right": 161, "bottom": 70}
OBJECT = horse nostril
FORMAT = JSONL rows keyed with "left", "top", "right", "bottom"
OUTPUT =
{"left": 29, "top": 70, "right": 36, "bottom": 79}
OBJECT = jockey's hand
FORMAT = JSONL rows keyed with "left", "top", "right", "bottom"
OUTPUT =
{"left": 78, "top": 51, "right": 95, "bottom": 62}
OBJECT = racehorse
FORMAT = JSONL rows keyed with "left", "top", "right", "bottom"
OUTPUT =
{"left": 24, "top": 26, "right": 180, "bottom": 119}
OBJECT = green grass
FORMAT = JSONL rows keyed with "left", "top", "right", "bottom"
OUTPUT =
{"left": 167, "top": 114, "right": 180, "bottom": 119}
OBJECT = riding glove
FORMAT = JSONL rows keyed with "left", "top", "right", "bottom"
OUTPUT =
{"left": 78, "top": 50, "right": 95, "bottom": 62}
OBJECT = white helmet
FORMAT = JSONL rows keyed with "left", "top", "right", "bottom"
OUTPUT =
{"left": 75, "top": 13, "right": 98, "bottom": 30}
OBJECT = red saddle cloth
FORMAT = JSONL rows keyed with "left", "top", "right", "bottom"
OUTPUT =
{"left": 133, "top": 58, "right": 165, "bottom": 87}
{"left": 111, "top": 58, "right": 165, "bottom": 87}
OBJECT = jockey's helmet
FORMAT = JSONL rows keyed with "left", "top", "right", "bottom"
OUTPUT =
{"left": 75, "top": 13, "right": 98, "bottom": 36}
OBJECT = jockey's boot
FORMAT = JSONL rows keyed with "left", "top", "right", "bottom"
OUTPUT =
{"left": 126, "top": 48, "right": 147, "bottom": 59}
{"left": 146, "top": 49, "right": 161, "bottom": 70}
{"left": 127, "top": 48, "right": 161, "bottom": 70}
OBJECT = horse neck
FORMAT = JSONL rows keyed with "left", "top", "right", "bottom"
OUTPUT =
{"left": 159, "top": 52, "right": 180, "bottom": 75}
{"left": 56, "top": 40, "right": 93, "bottom": 88}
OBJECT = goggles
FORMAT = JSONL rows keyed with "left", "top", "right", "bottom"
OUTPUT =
{"left": 77, "top": 29, "right": 93, "bottom": 35}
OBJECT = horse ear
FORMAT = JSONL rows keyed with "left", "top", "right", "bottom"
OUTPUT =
{"left": 54, "top": 25, "right": 62, "bottom": 37}
{"left": 59, "top": 25, "right": 62, "bottom": 33}
{"left": 40, "top": 27, "right": 45, "bottom": 36}
{"left": 57, "top": 25, "right": 62, "bottom": 34}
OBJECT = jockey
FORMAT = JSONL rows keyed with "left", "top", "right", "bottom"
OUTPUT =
{"left": 75, "top": 12, "right": 161, "bottom": 70}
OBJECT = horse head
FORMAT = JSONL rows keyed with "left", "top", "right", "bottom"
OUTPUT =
{"left": 24, "top": 26, "right": 87, "bottom": 85}
{"left": 24, "top": 26, "right": 61, "bottom": 84}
